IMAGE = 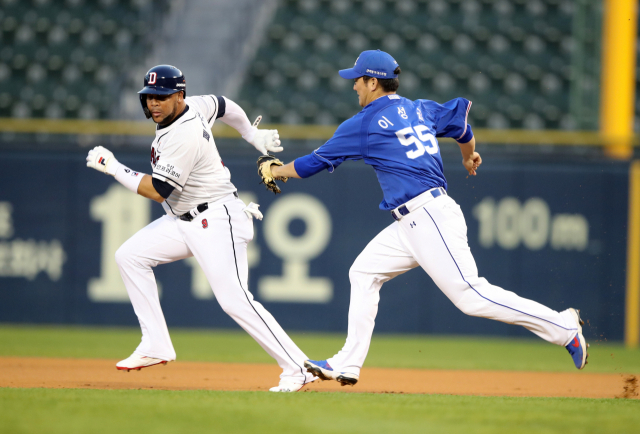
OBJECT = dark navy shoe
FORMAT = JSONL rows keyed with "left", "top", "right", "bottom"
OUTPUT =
{"left": 304, "top": 359, "right": 359, "bottom": 386}
{"left": 565, "top": 308, "right": 589, "bottom": 369}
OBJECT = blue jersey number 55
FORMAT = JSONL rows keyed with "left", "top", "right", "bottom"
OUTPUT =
{"left": 395, "top": 125, "right": 440, "bottom": 159}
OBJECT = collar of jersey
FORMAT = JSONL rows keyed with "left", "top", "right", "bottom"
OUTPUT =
{"left": 364, "top": 93, "right": 400, "bottom": 110}
{"left": 156, "top": 105, "right": 190, "bottom": 131}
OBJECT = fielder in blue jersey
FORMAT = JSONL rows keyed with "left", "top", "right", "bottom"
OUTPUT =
{"left": 261, "top": 50, "right": 589, "bottom": 387}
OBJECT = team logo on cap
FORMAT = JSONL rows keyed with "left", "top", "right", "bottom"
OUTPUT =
{"left": 366, "top": 69, "right": 387, "bottom": 76}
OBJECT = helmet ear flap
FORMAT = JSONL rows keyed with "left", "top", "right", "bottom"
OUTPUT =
{"left": 140, "top": 94, "right": 151, "bottom": 119}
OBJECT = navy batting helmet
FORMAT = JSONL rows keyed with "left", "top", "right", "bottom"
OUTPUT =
{"left": 138, "top": 65, "right": 186, "bottom": 118}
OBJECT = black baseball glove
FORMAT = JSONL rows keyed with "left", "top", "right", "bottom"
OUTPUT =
{"left": 257, "top": 154, "right": 288, "bottom": 194}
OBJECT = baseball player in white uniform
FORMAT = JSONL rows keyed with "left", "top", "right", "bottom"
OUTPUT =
{"left": 86, "top": 65, "right": 314, "bottom": 392}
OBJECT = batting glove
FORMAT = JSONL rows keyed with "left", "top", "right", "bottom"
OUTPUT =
{"left": 244, "top": 128, "right": 283, "bottom": 154}
{"left": 86, "top": 146, "right": 119, "bottom": 176}
{"left": 243, "top": 202, "right": 263, "bottom": 220}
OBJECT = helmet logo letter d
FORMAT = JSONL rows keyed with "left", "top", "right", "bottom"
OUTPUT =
{"left": 148, "top": 72, "right": 157, "bottom": 85}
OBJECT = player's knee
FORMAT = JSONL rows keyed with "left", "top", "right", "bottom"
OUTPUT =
{"left": 348, "top": 266, "right": 360, "bottom": 282}
{"left": 115, "top": 243, "right": 137, "bottom": 268}
{"left": 218, "top": 299, "right": 242, "bottom": 318}
{"left": 348, "top": 261, "right": 368, "bottom": 281}
{"left": 216, "top": 297, "right": 232, "bottom": 313}
{"left": 451, "top": 290, "right": 485, "bottom": 317}
{"left": 217, "top": 290, "right": 255, "bottom": 318}
{"left": 454, "top": 301, "right": 480, "bottom": 317}
{"left": 114, "top": 245, "right": 127, "bottom": 267}
{"left": 349, "top": 260, "right": 390, "bottom": 284}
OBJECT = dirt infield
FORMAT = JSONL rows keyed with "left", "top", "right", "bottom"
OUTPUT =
{"left": 0, "top": 357, "right": 637, "bottom": 399}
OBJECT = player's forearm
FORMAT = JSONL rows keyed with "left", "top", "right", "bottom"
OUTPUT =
{"left": 458, "top": 136, "right": 482, "bottom": 176}
{"left": 137, "top": 175, "right": 165, "bottom": 203}
{"left": 271, "top": 161, "right": 301, "bottom": 179}
{"left": 457, "top": 136, "right": 476, "bottom": 160}
{"left": 219, "top": 97, "right": 281, "bottom": 154}
{"left": 86, "top": 146, "right": 162, "bottom": 198}
{"left": 218, "top": 97, "right": 253, "bottom": 138}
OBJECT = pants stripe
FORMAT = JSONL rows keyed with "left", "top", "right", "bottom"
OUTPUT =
{"left": 423, "top": 207, "right": 576, "bottom": 333}
{"left": 223, "top": 205, "right": 307, "bottom": 383}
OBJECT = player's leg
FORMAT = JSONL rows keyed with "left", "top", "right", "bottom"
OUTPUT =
{"left": 179, "top": 197, "right": 313, "bottom": 387}
{"left": 318, "top": 223, "right": 418, "bottom": 379}
{"left": 402, "top": 195, "right": 580, "bottom": 347}
{"left": 115, "top": 215, "right": 192, "bottom": 362}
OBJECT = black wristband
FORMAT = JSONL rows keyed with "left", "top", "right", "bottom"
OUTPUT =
{"left": 216, "top": 96, "right": 226, "bottom": 119}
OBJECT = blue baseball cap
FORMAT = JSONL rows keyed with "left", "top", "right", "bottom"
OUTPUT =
{"left": 338, "top": 49, "right": 399, "bottom": 80}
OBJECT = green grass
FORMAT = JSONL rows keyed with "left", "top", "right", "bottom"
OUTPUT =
{"left": 1, "top": 325, "right": 639, "bottom": 434}
{"left": 1, "top": 388, "right": 638, "bottom": 434}
{"left": 0, "top": 324, "right": 638, "bottom": 373}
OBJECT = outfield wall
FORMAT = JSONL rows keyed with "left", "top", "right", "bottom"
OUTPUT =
{"left": 0, "top": 150, "right": 630, "bottom": 341}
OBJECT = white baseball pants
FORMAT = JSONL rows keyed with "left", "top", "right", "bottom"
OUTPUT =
{"left": 327, "top": 190, "right": 580, "bottom": 376}
{"left": 115, "top": 194, "right": 312, "bottom": 384}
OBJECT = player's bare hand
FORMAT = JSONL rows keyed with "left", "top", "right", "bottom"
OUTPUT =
{"left": 86, "top": 146, "right": 119, "bottom": 176}
{"left": 462, "top": 152, "right": 482, "bottom": 176}
{"left": 245, "top": 116, "right": 283, "bottom": 154}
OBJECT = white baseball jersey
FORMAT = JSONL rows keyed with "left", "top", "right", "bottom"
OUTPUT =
{"left": 114, "top": 94, "right": 314, "bottom": 387}
{"left": 150, "top": 95, "right": 236, "bottom": 216}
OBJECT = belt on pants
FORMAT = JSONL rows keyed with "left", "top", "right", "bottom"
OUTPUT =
{"left": 179, "top": 191, "right": 239, "bottom": 222}
{"left": 391, "top": 187, "right": 447, "bottom": 221}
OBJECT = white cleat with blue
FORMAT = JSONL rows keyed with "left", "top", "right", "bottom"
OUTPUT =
{"left": 304, "top": 359, "right": 359, "bottom": 386}
{"left": 565, "top": 308, "right": 589, "bottom": 369}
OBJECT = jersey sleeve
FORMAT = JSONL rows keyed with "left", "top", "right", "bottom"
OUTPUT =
{"left": 152, "top": 135, "right": 197, "bottom": 191}
{"left": 185, "top": 95, "right": 220, "bottom": 125}
{"left": 151, "top": 176, "right": 175, "bottom": 199}
{"left": 428, "top": 98, "right": 472, "bottom": 141}
{"left": 293, "top": 116, "right": 363, "bottom": 178}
